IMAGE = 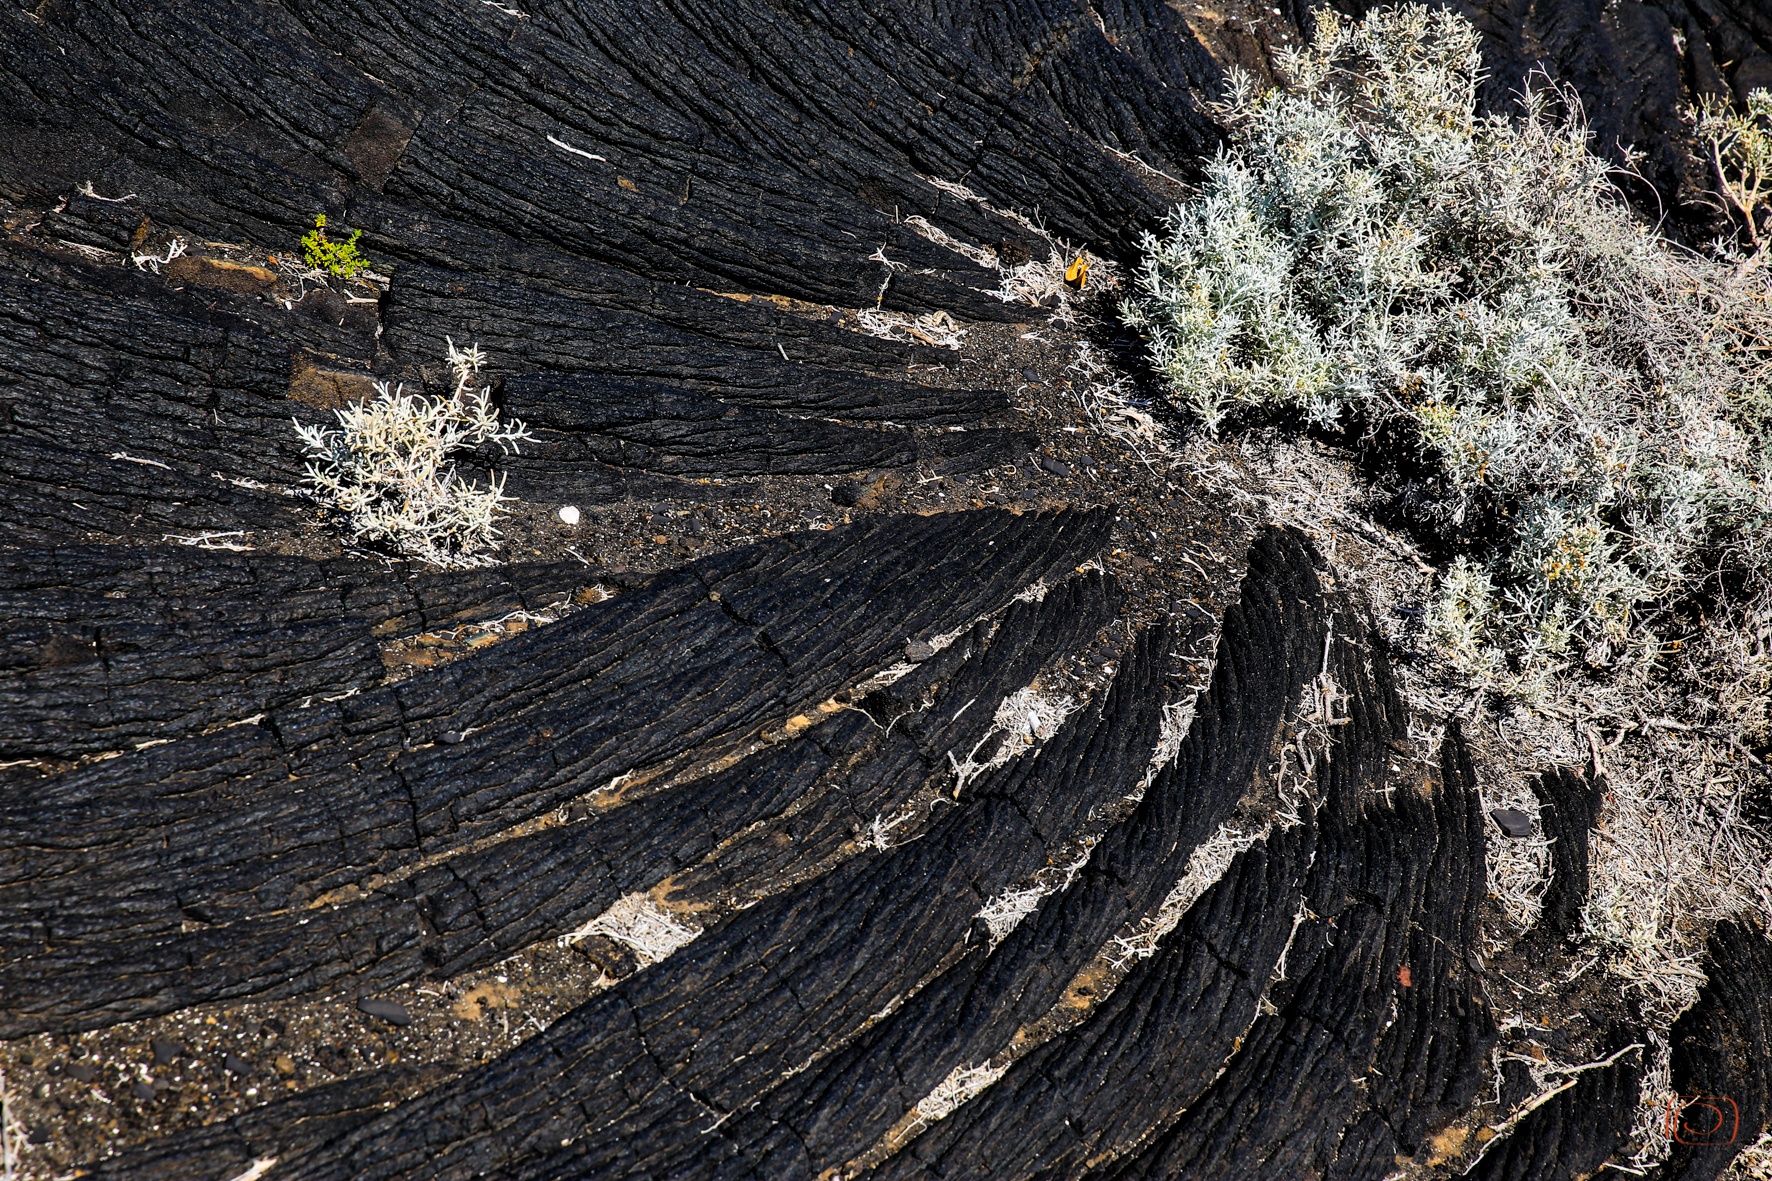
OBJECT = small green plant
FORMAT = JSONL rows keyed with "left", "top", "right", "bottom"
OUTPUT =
{"left": 294, "top": 340, "right": 532, "bottom": 567}
{"left": 1123, "top": 4, "right": 1772, "bottom": 698}
{"left": 300, "top": 213, "right": 371, "bottom": 279}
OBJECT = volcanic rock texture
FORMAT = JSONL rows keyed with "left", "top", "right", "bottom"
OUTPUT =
{"left": 2, "top": 0, "right": 1770, "bottom": 1179}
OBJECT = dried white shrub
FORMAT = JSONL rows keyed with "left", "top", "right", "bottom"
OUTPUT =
{"left": 909, "top": 173, "right": 1118, "bottom": 326}
{"left": 295, "top": 340, "right": 532, "bottom": 568}
{"left": 1726, "top": 1131, "right": 1772, "bottom": 1180}
{"left": 1069, "top": 342, "right": 1167, "bottom": 464}
{"left": 902, "top": 1061, "right": 1008, "bottom": 1133}
{"left": 855, "top": 307, "right": 968, "bottom": 349}
{"left": 947, "top": 684, "right": 1078, "bottom": 796}
{"left": 1481, "top": 782, "right": 1552, "bottom": 937}
{"left": 974, "top": 883, "right": 1046, "bottom": 946}
{"left": 558, "top": 893, "right": 701, "bottom": 968}
{"left": 1109, "top": 821, "right": 1267, "bottom": 968}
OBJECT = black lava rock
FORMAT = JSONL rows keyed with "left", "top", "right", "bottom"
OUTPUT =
{"left": 1491, "top": 808, "right": 1534, "bottom": 838}
{"left": 357, "top": 997, "right": 413, "bottom": 1027}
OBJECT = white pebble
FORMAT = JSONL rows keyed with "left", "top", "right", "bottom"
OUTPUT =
{"left": 558, "top": 505, "right": 581, "bottom": 526}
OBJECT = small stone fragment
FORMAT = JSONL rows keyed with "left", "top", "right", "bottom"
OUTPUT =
{"left": 274, "top": 1054, "right": 296, "bottom": 1076}
{"left": 130, "top": 1081, "right": 157, "bottom": 1102}
{"left": 904, "top": 639, "right": 936, "bottom": 662}
{"left": 224, "top": 1053, "right": 254, "bottom": 1076}
{"left": 558, "top": 505, "right": 580, "bottom": 525}
{"left": 440, "top": 730, "right": 465, "bottom": 745}
{"left": 65, "top": 1061, "right": 96, "bottom": 1083}
{"left": 830, "top": 480, "right": 866, "bottom": 507}
{"left": 357, "top": 996, "right": 413, "bottom": 1027}
{"left": 1037, "top": 454, "right": 1072, "bottom": 478}
{"left": 1491, "top": 808, "right": 1533, "bottom": 838}
{"left": 150, "top": 1038, "right": 183, "bottom": 1065}
{"left": 1020, "top": 367, "right": 1041, "bottom": 382}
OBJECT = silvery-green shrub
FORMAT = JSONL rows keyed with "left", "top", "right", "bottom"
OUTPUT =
{"left": 1125, "top": 4, "right": 1772, "bottom": 697}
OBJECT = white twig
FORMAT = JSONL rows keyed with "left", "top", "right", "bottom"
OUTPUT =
{"left": 547, "top": 134, "right": 607, "bottom": 163}
{"left": 163, "top": 531, "right": 255, "bottom": 551}
{"left": 110, "top": 451, "right": 172, "bottom": 469}
{"left": 131, "top": 236, "right": 188, "bottom": 273}
{"left": 76, "top": 180, "right": 138, "bottom": 202}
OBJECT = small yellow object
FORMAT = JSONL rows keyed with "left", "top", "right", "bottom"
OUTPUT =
{"left": 1064, "top": 254, "right": 1089, "bottom": 289}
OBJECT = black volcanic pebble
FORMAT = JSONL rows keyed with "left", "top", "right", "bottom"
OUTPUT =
{"left": 356, "top": 997, "right": 413, "bottom": 1027}
{"left": 1491, "top": 808, "right": 1534, "bottom": 838}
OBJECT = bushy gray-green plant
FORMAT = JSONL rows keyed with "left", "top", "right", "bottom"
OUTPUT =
{"left": 1124, "top": 4, "right": 1772, "bottom": 700}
